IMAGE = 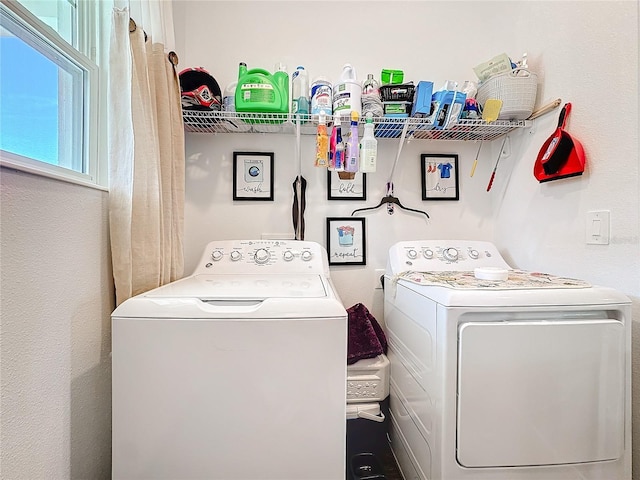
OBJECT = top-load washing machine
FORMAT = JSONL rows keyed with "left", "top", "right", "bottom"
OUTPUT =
{"left": 112, "top": 240, "right": 347, "bottom": 480}
{"left": 384, "top": 240, "right": 631, "bottom": 480}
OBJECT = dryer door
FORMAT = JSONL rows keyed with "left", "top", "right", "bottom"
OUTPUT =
{"left": 456, "top": 319, "right": 625, "bottom": 468}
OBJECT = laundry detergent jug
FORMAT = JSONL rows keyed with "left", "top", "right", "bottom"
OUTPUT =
{"left": 333, "top": 64, "right": 361, "bottom": 122}
{"left": 235, "top": 62, "right": 289, "bottom": 122}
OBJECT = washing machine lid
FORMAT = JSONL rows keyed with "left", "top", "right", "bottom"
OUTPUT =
{"left": 144, "top": 273, "right": 328, "bottom": 299}
{"left": 112, "top": 273, "right": 349, "bottom": 319}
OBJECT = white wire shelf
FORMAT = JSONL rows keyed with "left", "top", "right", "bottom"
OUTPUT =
{"left": 182, "top": 110, "right": 530, "bottom": 141}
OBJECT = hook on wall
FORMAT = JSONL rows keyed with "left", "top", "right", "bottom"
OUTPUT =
{"left": 350, "top": 122, "right": 429, "bottom": 220}
{"left": 351, "top": 182, "right": 429, "bottom": 219}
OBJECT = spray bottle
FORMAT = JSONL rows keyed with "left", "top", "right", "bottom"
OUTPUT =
{"left": 329, "top": 117, "right": 337, "bottom": 170}
{"left": 359, "top": 113, "right": 377, "bottom": 173}
{"left": 332, "top": 117, "right": 345, "bottom": 172}
{"left": 315, "top": 111, "right": 329, "bottom": 167}
{"left": 344, "top": 111, "right": 360, "bottom": 173}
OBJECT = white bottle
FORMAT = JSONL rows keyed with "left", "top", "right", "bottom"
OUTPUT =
{"left": 333, "top": 63, "right": 361, "bottom": 122}
{"left": 310, "top": 77, "right": 332, "bottom": 119}
{"left": 291, "top": 66, "right": 309, "bottom": 120}
{"left": 344, "top": 111, "right": 359, "bottom": 173}
{"left": 359, "top": 113, "right": 377, "bottom": 173}
{"left": 223, "top": 81, "right": 237, "bottom": 112}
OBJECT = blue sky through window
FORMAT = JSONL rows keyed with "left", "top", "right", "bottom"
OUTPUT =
{"left": 1, "top": 36, "right": 58, "bottom": 165}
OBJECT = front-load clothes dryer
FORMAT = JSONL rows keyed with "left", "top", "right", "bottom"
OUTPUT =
{"left": 111, "top": 240, "right": 347, "bottom": 480}
{"left": 384, "top": 240, "right": 631, "bottom": 480}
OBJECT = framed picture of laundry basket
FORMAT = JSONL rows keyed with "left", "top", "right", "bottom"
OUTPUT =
{"left": 420, "top": 153, "right": 459, "bottom": 200}
{"left": 233, "top": 152, "right": 274, "bottom": 201}
{"left": 327, "top": 171, "right": 367, "bottom": 200}
{"left": 326, "top": 217, "right": 366, "bottom": 266}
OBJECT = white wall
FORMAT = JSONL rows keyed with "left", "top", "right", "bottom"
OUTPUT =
{"left": 0, "top": 169, "right": 113, "bottom": 479}
{"left": 183, "top": 134, "right": 494, "bottom": 315}
{"left": 176, "top": 1, "right": 639, "bottom": 478}
{"left": 0, "top": 2, "right": 635, "bottom": 478}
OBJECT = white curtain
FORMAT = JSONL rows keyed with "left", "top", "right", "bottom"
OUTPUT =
{"left": 108, "top": 1, "right": 184, "bottom": 306}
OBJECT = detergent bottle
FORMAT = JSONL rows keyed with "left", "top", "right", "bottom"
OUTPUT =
{"left": 235, "top": 62, "right": 289, "bottom": 118}
{"left": 333, "top": 64, "right": 361, "bottom": 123}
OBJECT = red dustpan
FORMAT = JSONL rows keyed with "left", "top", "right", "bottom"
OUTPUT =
{"left": 534, "top": 103, "right": 586, "bottom": 183}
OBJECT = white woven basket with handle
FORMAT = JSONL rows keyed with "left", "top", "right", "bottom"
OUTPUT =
{"left": 476, "top": 68, "right": 538, "bottom": 120}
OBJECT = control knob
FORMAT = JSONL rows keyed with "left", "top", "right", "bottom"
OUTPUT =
{"left": 443, "top": 247, "right": 459, "bottom": 262}
{"left": 230, "top": 250, "right": 242, "bottom": 261}
{"left": 254, "top": 248, "right": 270, "bottom": 264}
{"left": 211, "top": 250, "right": 223, "bottom": 261}
{"left": 301, "top": 251, "right": 313, "bottom": 261}
{"left": 282, "top": 251, "right": 294, "bottom": 262}
{"left": 407, "top": 249, "right": 418, "bottom": 259}
{"left": 469, "top": 249, "right": 479, "bottom": 259}
{"left": 423, "top": 249, "right": 434, "bottom": 259}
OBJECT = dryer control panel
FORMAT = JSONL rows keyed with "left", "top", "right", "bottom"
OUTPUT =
{"left": 387, "top": 240, "right": 511, "bottom": 274}
{"left": 193, "top": 240, "right": 329, "bottom": 275}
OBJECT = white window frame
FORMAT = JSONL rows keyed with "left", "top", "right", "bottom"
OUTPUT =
{"left": 0, "top": 0, "right": 106, "bottom": 190}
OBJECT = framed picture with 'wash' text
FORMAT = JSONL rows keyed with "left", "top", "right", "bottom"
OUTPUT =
{"left": 233, "top": 151, "right": 274, "bottom": 201}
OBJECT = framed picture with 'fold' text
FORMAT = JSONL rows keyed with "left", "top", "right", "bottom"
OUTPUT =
{"left": 327, "top": 171, "right": 367, "bottom": 200}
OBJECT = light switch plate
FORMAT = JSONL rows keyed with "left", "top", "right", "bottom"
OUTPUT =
{"left": 586, "top": 210, "right": 610, "bottom": 245}
{"left": 374, "top": 269, "right": 385, "bottom": 290}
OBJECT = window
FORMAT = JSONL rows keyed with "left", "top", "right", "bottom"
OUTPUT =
{"left": 16, "top": 0, "right": 77, "bottom": 45}
{"left": 0, "top": 0, "right": 104, "bottom": 188}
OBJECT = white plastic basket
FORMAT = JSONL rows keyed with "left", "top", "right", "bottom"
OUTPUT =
{"left": 476, "top": 68, "right": 538, "bottom": 120}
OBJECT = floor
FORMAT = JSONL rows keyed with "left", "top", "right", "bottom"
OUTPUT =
{"left": 346, "top": 398, "right": 403, "bottom": 480}
{"left": 378, "top": 448, "right": 404, "bottom": 480}
{"left": 348, "top": 448, "right": 403, "bottom": 480}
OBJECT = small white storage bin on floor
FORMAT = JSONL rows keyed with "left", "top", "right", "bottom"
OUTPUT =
{"left": 347, "top": 354, "right": 390, "bottom": 404}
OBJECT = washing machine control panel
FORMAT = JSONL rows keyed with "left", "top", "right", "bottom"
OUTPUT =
{"left": 195, "top": 240, "right": 329, "bottom": 275}
{"left": 387, "top": 240, "right": 511, "bottom": 273}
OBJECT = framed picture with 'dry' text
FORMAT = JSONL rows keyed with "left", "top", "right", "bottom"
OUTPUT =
{"left": 233, "top": 152, "right": 274, "bottom": 201}
{"left": 421, "top": 153, "right": 459, "bottom": 200}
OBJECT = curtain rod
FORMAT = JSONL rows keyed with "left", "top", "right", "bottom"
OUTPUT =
{"left": 128, "top": 17, "right": 147, "bottom": 42}
{"left": 128, "top": 17, "right": 179, "bottom": 66}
